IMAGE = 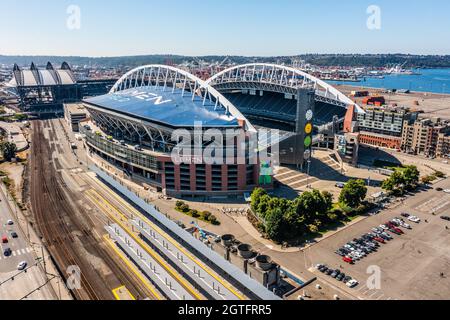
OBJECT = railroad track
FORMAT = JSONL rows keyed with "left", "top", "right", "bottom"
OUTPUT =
{"left": 30, "top": 120, "right": 101, "bottom": 300}
{"left": 28, "top": 119, "right": 158, "bottom": 300}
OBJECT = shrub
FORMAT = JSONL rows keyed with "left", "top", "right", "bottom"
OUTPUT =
{"left": 175, "top": 200, "right": 185, "bottom": 208}
{"left": 209, "top": 215, "right": 220, "bottom": 225}
{"left": 201, "top": 211, "right": 212, "bottom": 221}
{"left": 435, "top": 171, "right": 446, "bottom": 178}
{"left": 191, "top": 210, "right": 200, "bottom": 218}
{"left": 179, "top": 204, "right": 190, "bottom": 213}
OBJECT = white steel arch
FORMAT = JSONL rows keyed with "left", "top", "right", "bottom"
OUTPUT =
{"left": 110, "top": 64, "right": 256, "bottom": 132}
{"left": 206, "top": 63, "right": 363, "bottom": 113}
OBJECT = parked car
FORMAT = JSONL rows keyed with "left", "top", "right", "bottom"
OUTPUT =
{"left": 436, "top": 187, "right": 443, "bottom": 192}
{"left": 337, "top": 273, "right": 346, "bottom": 281}
{"left": 401, "top": 213, "right": 411, "bottom": 218}
{"left": 389, "top": 228, "right": 401, "bottom": 235}
{"left": 441, "top": 216, "right": 450, "bottom": 221}
{"left": 443, "top": 189, "right": 450, "bottom": 194}
{"left": 343, "top": 256, "right": 354, "bottom": 264}
{"left": 346, "top": 279, "right": 359, "bottom": 288}
{"left": 343, "top": 276, "right": 352, "bottom": 283}
{"left": 6, "top": 220, "right": 14, "bottom": 226}
{"left": 10, "top": 232, "right": 18, "bottom": 239}
{"left": 373, "top": 236, "right": 385, "bottom": 244}
{"left": 408, "top": 216, "right": 421, "bottom": 223}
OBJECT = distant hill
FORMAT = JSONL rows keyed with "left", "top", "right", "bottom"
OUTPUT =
{"left": 1, "top": 54, "right": 449, "bottom": 69}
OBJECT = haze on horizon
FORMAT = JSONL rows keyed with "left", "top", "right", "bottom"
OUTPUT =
{"left": 1, "top": 0, "right": 450, "bottom": 57}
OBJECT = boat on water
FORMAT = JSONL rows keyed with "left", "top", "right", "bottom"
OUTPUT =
{"left": 386, "top": 63, "right": 422, "bottom": 76}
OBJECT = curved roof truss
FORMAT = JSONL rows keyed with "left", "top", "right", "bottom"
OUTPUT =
{"left": 110, "top": 64, "right": 256, "bottom": 131}
{"left": 206, "top": 63, "right": 363, "bottom": 113}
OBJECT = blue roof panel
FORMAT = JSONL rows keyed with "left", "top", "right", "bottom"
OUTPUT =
{"left": 83, "top": 86, "right": 240, "bottom": 128}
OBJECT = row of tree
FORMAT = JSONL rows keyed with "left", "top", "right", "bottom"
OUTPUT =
{"left": 251, "top": 179, "right": 368, "bottom": 242}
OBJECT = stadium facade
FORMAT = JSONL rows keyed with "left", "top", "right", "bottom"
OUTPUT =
{"left": 81, "top": 64, "right": 360, "bottom": 197}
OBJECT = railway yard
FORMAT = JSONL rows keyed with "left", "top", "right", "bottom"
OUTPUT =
{"left": 27, "top": 119, "right": 163, "bottom": 300}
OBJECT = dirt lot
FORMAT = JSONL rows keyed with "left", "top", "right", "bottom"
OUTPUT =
{"left": 337, "top": 84, "right": 450, "bottom": 120}
{"left": 305, "top": 181, "right": 450, "bottom": 300}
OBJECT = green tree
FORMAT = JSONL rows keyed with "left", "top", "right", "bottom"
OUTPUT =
{"left": 0, "top": 142, "right": 17, "bottom": 162}
{"left": 256, "top": 194, "right": 271, "bottom": 219}
{"left": 264, "top": 208, "right": 285, "bottom": 242}
{"left": 250, "top": 188, "right": 268, "bottom": 212}
{"left": 382, "top": 171, "right": 406, "bottom": 195}
{"left": 403, "top": 166, "right": 420, "bottom": 189}
{"left": 339, "top": 179, "right": 368, "bottom": 208}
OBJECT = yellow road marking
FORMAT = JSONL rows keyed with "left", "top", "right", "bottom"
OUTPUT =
{"left": 105, "top": 236, "right": 161, "bottom": 300}
{"left": 87, "top": 181, "right": 245, "bottom": 300}
{"left": 112, "top": 286, "right": 124, "bottom": 300}
{"left": 87, "top": 190, "right": 202, "bottom": 300}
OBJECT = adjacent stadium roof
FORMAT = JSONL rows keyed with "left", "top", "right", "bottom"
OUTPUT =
{"left": 84, "top": 86, "right": 241, "bottom": 128}
{"left": 9, "top": 62, "right": 76, "bottom": 87}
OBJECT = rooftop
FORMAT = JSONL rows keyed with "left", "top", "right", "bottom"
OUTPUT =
{"left": 83, "top": 86, "right": 241, "bottom": 129}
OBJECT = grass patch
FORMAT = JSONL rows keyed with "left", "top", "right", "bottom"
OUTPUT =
{"left": 373, "top": 159, "right": 405, "bottom": 171}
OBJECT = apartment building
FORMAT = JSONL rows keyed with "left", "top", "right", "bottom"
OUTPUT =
{"left": 356, "top": 106, "right": 418, "bottom": 150}
{"left": 401, "top": 118, "right": 450, "bottom": 157}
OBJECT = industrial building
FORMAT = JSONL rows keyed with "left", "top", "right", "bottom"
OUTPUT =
{"left": 81, "top": 64, "right": 358, "bottom": 197}
{"left": 64, "top": 103, "right": 88, "bottom": 132}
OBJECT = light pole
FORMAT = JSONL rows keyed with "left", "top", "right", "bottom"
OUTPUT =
{"left": 306, "top": 159, "right": 312, "bottom": 189}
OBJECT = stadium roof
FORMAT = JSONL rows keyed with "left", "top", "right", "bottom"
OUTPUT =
{"left": 83, "top": 86, "right": 241, "bottom": 128}
{"left": 9, "top": 62, "right": 76, "bottom": 87}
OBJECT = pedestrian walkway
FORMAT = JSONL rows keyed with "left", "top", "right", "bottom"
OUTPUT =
{"left": 0, "top": 247, "right": 32, "bottom": 260}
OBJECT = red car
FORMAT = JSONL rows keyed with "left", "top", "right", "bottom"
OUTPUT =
{"left": 374, "top": 237, "right": 385, "bottom": 244}
{"left": 2, "top": 235, "right": 8, "bottom": 244}
{"left": 343, "top": 256, "right": 354, "bottom": 264}
{"left": 393, "top": 227, "right": 403, "bottom": 234}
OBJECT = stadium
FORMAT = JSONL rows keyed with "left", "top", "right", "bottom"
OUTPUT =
{"left": 81, "top": 64, "right": 360, "bottom": 197}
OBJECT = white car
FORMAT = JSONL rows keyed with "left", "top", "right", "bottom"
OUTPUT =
{"left": 17, "top": 261, "right": 27, "bottom": 271}
{"left": 444, "top": 189, "right": 450, "bottom": 194}
{"left": 6, "top": 220, "right": 14, "bottom": 226}
{"left": 346, "top": 279, "right": 359, "bottom": 288}
{"left": 408, "top": 216, "right": 421, "bottom": 223}
{"left": 400, "top": 222, "right": 412, "bottom": 229}
{"left": 380, "top": 225, "right": 389, "bottom": 230}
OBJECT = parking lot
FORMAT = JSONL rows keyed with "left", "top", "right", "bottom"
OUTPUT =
{"left": 305, "top": 181, "right": 450, "bottom": 300}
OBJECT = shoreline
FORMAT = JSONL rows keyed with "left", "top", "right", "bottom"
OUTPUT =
{"left": 333, "top": 83, "right": 450, "bottom": 98}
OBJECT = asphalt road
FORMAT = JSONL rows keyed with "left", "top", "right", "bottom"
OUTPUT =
{"left": 0, "top": 184, "right": 54, "bottom": 300}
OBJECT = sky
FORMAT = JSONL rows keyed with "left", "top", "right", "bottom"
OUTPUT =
{"left": 1, "top": 0, "right": 450, "bottom": 57}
